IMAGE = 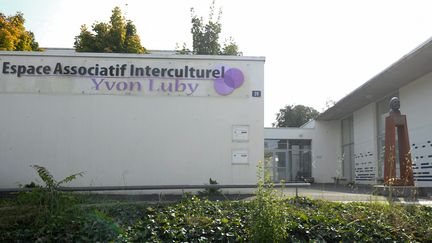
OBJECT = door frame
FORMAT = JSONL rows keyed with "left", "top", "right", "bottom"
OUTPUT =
{"left": 264, "top": 149, "right": 289, "bottom": 182}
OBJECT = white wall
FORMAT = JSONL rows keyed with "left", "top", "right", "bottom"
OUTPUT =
{"left": 265, "top": 122, "right": 340, "bottom": 184}
{"left": 300, "top": 120, "right": 315, "bottom": 128}
{"left": 400, "top": 71, "right": 432, "bottom": 187}
{"left": 312, "top": 120, "right": 341, "bottom": 183}
{"left": 353, "top": 103, "right": 378, "bottom": 184}
{"left": 264, "top": 127, "right": 314, "bottom": 140}
{"left": 0, "top": 52, "right": 264, "bottom": 188}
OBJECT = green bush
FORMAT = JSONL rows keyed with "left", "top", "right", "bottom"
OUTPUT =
{"left": 248, "top": 161, "right": 287, "bottom": 242}
{"left": 1, "top": 166, "right": 432, "bottom": 242}
{"left": 17, "top": 165, "right": 84, "bottom": 210}
{"left": 1, "top": 196, "right": 432, "bottom": 242}
{"left": 1, "top": 165, "right": 88, "bottom": 241}
{"left": 197, "top": 178, "right": 222, "bottom": 197}
{"left": 119, "top": 196, "right": 248, "bottom": 242}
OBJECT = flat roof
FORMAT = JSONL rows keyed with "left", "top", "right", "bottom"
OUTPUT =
{"left": 317, "top": 37, "right": 432, "bottom": 121}
{"left": 0, "top": 50, "right": 265, "bottom": 62}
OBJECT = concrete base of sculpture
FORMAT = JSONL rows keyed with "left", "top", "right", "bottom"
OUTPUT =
{"left": 373, "top": 185, "right": 427, "bottom": 198}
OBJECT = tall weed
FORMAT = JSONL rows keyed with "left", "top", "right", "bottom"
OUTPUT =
{"left": 249, "top": 161, "right": 287, "bottom": 242}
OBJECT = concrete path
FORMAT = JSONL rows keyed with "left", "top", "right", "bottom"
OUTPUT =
{"left": 277, "top": 184, "right": 432, "bottom": 205}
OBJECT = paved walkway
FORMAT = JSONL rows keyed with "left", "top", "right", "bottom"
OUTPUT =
{"left": 276, "top": 184, "right": 432, "bottom": 205}
{"left": 7, "top": 183, "right": 426, "bottom": 205}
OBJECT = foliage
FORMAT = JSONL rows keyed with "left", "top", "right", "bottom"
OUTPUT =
{"left": 221, "top": 37, "right": 242, "bottom": 56}
{"left": 1, "top": 166, "right": 431, "bottom": 241}
{"left": 249, "top": 161, "right": 287, "bottom": 242}
{"left": 30, "top": 165, "right": 84, "bottom": 190}
{"left": 198, "top": 178, "right": 222, "bottom": 197}
{"left": 1, "top": 195, "right": 432, "bottom": 242}
{"left": 0, "top": 166, "right": 88, "bottom": 241}
{"left": 120, "top": 197, "right": 248, "bottom": 242}
{"left": 0, "top": 12, "right": 40, "bottom": 51}
{"left": 178, "top": 0, "right": 242, "bottom": 56}
{"left": 74, "top": 7, "right": 146, "bottom": 54}
{"left": 17, "top": 165, "right": 83, "bottom": 211}
{"left": 273, "top": 104, "right": 320, "bottom": 127}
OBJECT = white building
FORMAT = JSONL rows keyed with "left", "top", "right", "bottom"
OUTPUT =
{"left": 0, "top": 50, "right": 265, "bottom": 188}
{"left": 265, "top": 38, "right": 432, "bottom": 187}
{"left": 2, "top": 37, "right": 432, "bottom": 190}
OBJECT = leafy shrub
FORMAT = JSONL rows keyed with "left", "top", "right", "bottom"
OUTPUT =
{"left": 197, "top": 178, "right": 222, "bottom": 197}
{"left": 2, "top": 196, "right": 432, "bottom": 242}
{"left": 1, "top": 165, "right": 88, "bottom": 241}
{"left": 119, "top": 196, "right": 248, "bottom": 242}
{"left": 2, "top": 166, "right": 432, "bottom": 242}
{"left": 17, "top": 165, "right": 84, "bottom": 209}
{"left": 248, "top": 161, "right": 287, "bottom": 242}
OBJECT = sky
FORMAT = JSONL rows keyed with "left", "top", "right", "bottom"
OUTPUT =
{"left": 2, "top": 0, "right": 432, "bottom": 126}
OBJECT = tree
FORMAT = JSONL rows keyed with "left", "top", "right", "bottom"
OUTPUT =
{"left": 178, "top": 1, "right": 242, "bottom": 56}
{"left": 273, "top": 105, "right": 320, "bottom": 127}
{"left": 0, "top": 12, "right": 40, "bottom": 51}
{"left": 74, "top": 7, "right": 146, "bottom": 54}
{"left": 221, "top": 37, "right": 241, "bottom": 56}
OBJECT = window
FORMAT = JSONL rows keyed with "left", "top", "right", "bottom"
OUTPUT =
{"left": 264, "top": 139, "right": 287, "bottom": 150}
{"left": 341, "top": 116, "right": 354, "bottom": 181}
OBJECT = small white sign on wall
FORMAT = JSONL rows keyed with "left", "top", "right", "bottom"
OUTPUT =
{"left": 232, "top": 125, "right": 249, "bottom": 142}
{"left": 232, "top": 150, "right": 249, "bottom": 164}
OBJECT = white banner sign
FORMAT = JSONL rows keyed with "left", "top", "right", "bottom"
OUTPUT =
{"left": 0, "top": 54, "right": 251, "bottom": 98}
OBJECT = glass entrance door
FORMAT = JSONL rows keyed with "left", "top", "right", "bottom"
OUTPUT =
{"left": 264, "top": 139, "right": 312, "bottom": 182}
{"left": 264, "top": 150, "right": 289, "bottom": 182}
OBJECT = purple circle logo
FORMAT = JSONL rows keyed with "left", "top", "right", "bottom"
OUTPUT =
{"left": 214, "top": 68, "right": 244, "bottom": 95}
